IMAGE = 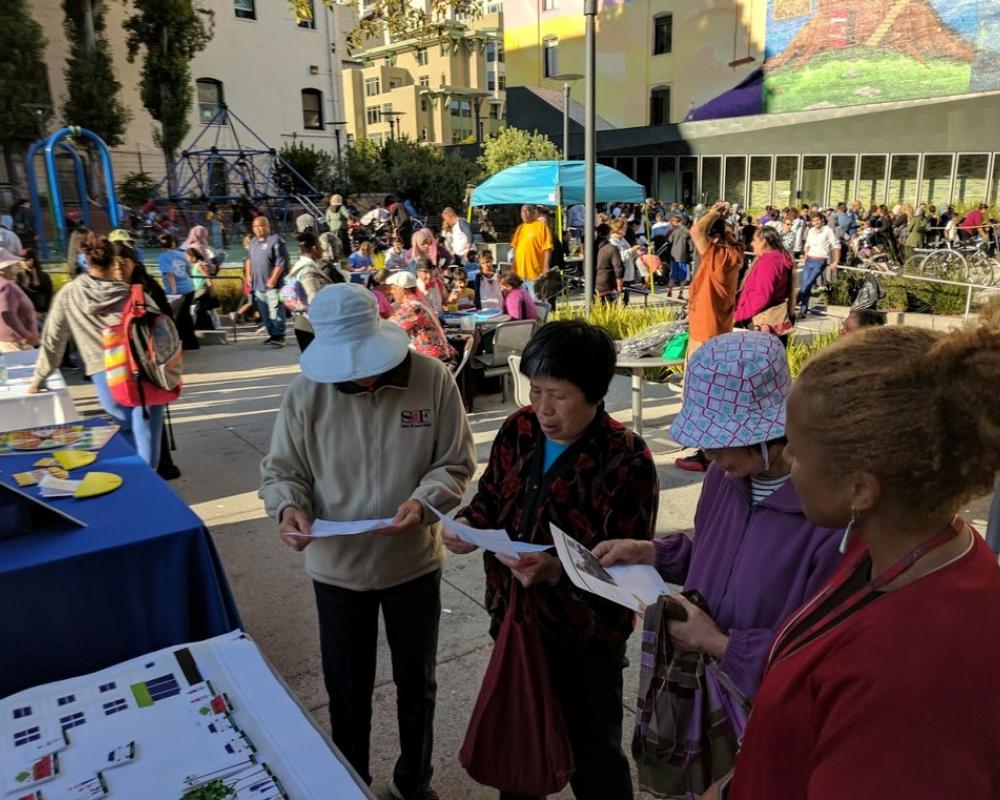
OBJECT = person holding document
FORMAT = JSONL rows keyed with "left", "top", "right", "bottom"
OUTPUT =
{"left": 445, "top": 320, "right": 659, "bottom": 800}
{"left": 259, "top": 283, "right": 475, "bottom": 800}
{"left": 593, "top": 332, "right": 842, "bottom": 799}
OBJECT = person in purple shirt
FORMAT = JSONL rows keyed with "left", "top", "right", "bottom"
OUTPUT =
{"left": 594, "top": 331, "right": 843, "bottom": 799}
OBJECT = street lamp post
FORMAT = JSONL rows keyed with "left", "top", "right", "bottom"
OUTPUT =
{"left": 551, "top": 73, "right": 582, "bottom": 160}
{"left": 383, "top": 111, "right": 406, "bottom": 141}
{"left": 325, "top": 120, "right": 348, "bottom": 180}
{"left": 583, "top": 0, "right": 597, "bottom": 312}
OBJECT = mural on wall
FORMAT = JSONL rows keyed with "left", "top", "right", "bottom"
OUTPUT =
{"left": 693, "top": 0, "right": 1000, "bottom": 120}
{"left": 762, "top": 0, "right": 1000, "bottom": 113}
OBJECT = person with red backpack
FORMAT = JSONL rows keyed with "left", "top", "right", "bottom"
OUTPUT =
{"left": 28, "top": 237, "right": 179, "bottom": 466}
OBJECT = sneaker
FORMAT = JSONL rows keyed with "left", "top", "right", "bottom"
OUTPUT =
{"left": 675, "top": 450, "right": 709, "bottom": 473}
{"left": 388, "top": 781, "right": 440, "bottom": 800}
{"left": 157, "top": 464, "right": 181, "bottom": 481}
{"left": 267, "top": 336, "right": 286, "bottom": 348}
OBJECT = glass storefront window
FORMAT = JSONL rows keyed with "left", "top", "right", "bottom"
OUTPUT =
{"left": 749, "top": 156, "right": 772, "bottom": 211}
{"left": 679, "top": 157, "right": 697, "bottom": 205}
{"left": 636, "top": 156, "right": 654, "bottom": 198}
{"left": 658, "top": 156, "right": 677, "bottom": 203}
{"left": 991, "top": 155, "right": 1000, "bottom": 205}
{"left": 887, "top": 154, "right": 918, "bottom": 206}
{"left": 616, "top": 157, "right": 636, "bottom": 180}
{"left": 801, "top": 156, "right": 827, "bottom": 207}
{"left": 920, "top": 154, "right": 953, "bottom": 207}
{"left": 858, "top": 155, "right": 887, "bottom": 208}
{"left": 773, "top": 156, "right": 798, "bottom": 209}
{"left": 723, "top": 156, "right": 747, "bottom": 206}
{"left": 954, "top": 154, "right": 989, "bottom": 206}
{"left": 700, "top": 157, "right": 721, "bottom": 204}
{"left": 829, "top": 155, "right": 856, "bottom": 206}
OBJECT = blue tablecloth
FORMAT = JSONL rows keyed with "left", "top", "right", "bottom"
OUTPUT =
{"left": 0, "top": 420, "right": 241, "bottom": 698}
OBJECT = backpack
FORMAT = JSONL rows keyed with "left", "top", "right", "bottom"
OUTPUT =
{"left": 104, "top": 284, "right": 183, "bottom": 412}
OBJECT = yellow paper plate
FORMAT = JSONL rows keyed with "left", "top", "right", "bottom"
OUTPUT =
{"left": 54, "top": 450, "right": 98, "bottom": 470}
{"left": 74, "top": 471, "right": 123, "bottom": 499}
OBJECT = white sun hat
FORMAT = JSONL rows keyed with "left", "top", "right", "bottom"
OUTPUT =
{"left": 299, "top": 283, "right": 410, "bottom": 383}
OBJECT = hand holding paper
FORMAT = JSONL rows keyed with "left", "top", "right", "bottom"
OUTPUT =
{"left": 430, "top": 507, "right": 552, "bottom": 560}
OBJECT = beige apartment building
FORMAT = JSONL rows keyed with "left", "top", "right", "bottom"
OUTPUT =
{"left": 22, "top": 0, "right": 352, "bottom": 186}
{"left": 342, "top": 11, "right": 506, "bottom": 147}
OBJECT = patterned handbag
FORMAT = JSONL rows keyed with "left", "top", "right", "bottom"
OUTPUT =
{"left": 632, "top": 596, "right": 751, "bottom": 799}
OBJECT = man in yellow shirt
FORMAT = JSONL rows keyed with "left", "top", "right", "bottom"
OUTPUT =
{"left": 510, "top": 204, "right": 553, "bottom": 298}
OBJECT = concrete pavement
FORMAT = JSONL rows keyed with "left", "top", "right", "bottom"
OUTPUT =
{"left": 65, "top": 324, "right": 995, "bottom": 800}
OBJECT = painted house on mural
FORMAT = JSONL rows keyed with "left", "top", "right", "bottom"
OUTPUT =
{"left": 503, "top": 0, "right": 1000, "bottom": 210}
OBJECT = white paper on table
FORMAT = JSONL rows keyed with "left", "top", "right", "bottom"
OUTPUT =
{"left": 429, "top": 507, "right": 550, "bottom": 560}
{"left": 550, "top": 524, "right": 671, "bottom": 612}
{"left": 285, "top": 517, "right": 395, "bottom": 538}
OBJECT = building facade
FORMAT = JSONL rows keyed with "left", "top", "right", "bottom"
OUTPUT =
{"left": 503, "top": 0, "right": 1000, "bottom": 209}
{"left": 27, "top": 0, "right": 352, "bottom": 185}
{"left": 342, "top": 11, "right": 506, "bottom": 146}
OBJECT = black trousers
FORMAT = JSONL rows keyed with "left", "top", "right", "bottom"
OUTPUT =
{"left": 175, "top": 291, "right": 199, "bottom": 350}
{"left": 314, "top": 569, "right": 441, "bottom": 794}
{"left": 499, "top": 642, "right": 632, "bottom": 800}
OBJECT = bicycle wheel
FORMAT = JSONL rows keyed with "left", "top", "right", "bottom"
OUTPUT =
{"left": 966, "top": 254, "right": 997, "bottom": 287}
{"left": 920, "top": 250, "right": 966, "bottom": 281}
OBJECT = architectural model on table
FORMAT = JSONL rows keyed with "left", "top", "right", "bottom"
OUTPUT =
{"left": 1, "top": 631, "right": 370, "bottom": 800}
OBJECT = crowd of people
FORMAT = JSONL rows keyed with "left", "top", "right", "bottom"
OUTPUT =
{"left": 3, "top": 187, "right": 998, "bottom": 800}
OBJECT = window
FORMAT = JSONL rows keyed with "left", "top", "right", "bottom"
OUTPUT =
{"left": 701, "top": 156, "right": 722, "bottom": 204}
{"left": 99, "top": 682, "right": 116, "bottom": 693}
{"left": 196, "top": 79, "right": 224, "bottom": 124}
{"left": 653, "top": 13, "right": 673, "bottom": 55}
{"left": 828, "top": 155, "right": 856, "bottom": 205}
{"left": 60, "top": 712, "right": 86, "bottom": 732}
{"left": 750, "top": 156, "right": 773, "bottom": 208}
{"left": 419, "top": 75, "right": 430, "bottom": 88}
{"left": 365, "top": 77, "right": 380, "bottom": 96}
{"left": 542, "top": 0, "right": 557, "bottom": 9}
{"left": 419, "top": 128, "right": 429, "bottom": 142}
{"left": 724, "top": 156, "right": 747, "bottom": 205}
{"left": 489, "top": 104, "right": 502, "bottom": 120}
{"left": 801, "top": 155, "right": 828, "bottom": 206}
{"left": 301, "top": 89, "right": 323, "bottom": 130}
{"left": 388, "top": 79, "right": 399, "bottom": 89}
{"left": 386, "top": 53, "right": 397, "bottom": 67}
{"left": 14, "top": 727, "right": 40, "bottom": 747}
{"left": 13, "top": 706, "right": 32, "bottom": 719}
{"left": 416, "top": 47, "right": 428, "bottom": 66}
{"left": 420, "top": 98, "right": 429, "bottom": 112}
{"left": 57, "top": 694, "right": 76, "bottom": 706}
{"left": 450, "top": 100, "right": 472, "bottom": 118}
{"left": 498, "top": 74, "right": 506, "bottom": 90}
{"left": 543, "top": 39, "right": 558, "bottom": 78}
{"left": 955, "top": 154, "right": 989, "bottom": 205}
{"left": 234, "top": 0, "right": 256, "bottom": 20}
{"left": 887, "top": 154, "right": 918, "bottom": 206}
{"left": 297, "top": 0, "right": 315, "bottom": 27}
{"left": 649, "top": 86, "right": 670, "bottom": 125}
{"left": 103, "top": 699, "right": 128, "bottom": 716}
{"left": 366, "top": 106, "right": 382, "bottom": 125}
{"left": 450, "top": 100, "right": 460, "bottom": 117}
{"left": 486, "top": 40, "right": 504, "bottom": 63}
{"left": 920, "top": 154, "right": 953, "bottom": 206}
{"left": 859, "top": 155, "right": 888, "bottom": 207}
{"left": 487, "top": 70, "right": 496, "bottom": 91}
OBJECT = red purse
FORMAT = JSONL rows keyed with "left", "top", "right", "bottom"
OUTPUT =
{"left": 459, "top": 582, "right": 576, "bottom": 795}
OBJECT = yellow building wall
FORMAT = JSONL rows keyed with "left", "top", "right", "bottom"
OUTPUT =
{"left": 504, "top": 0, "right": 766, "bottom": 129}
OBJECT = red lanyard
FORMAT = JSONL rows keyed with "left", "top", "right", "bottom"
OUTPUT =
{"left": 770, "top": 518, "right": 963, "bottom": 665}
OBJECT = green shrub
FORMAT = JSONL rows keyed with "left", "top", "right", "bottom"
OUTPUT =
{"left": 117, "top": 171, "right": 158, "bottom": 207}
{"left": 827, "top": 272, "right": 968, "bottom": 314}
{"left": 786, "top": 330, "right": 839, "bottom": 378}
{"left": 550, "top": 302, "right": 677, "bottom": 341}
{"left": 211, "top": 268, "right": 245, "bottom": 314}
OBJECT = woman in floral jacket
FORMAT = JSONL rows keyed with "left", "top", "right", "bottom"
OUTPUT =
{"left": 448, "top": 320, "right": 659, "bottom": 800}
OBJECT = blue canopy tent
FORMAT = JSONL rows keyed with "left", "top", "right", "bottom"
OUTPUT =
{"left": 470, "top": 160, "right": 645, "bottom": 208}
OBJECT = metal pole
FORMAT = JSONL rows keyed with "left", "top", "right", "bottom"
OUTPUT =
{"left": 583, "top": 0, "right": 597, "bottom": 313}
{"left": 562, "top": 82, "right": 570, "bottom": 161}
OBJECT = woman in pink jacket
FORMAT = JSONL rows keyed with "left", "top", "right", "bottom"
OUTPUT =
{"left": 733, "top": 227, "right": 795, "bottom": 341}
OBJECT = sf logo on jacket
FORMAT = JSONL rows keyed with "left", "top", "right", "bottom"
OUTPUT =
{"left": 401, "top": 409, "right": 432, "bottom": 429}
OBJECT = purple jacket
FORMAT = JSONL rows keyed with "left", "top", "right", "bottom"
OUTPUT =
{"left": 654, "top": 463, "right": 842, "bottom": 699}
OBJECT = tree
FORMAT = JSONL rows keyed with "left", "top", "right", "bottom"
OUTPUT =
{"left": 382, "top": 138, "right": 477, "bottom": 213}
{"left": 0, "top": 0, "right": 53, "bottom": 192}
{"left": 341, "top": 139, "right": 388, "bottom": 197}
{"left": 123, "top": 0, "right": 214, "bottom": 189}
{"left": 293, "top": 0, "right": 481, "bottom": 49}
{"left": 117, "top": 171, "right": 158, "bottom": 206}
{"left": 478, "top": 127, "right": 561, "bottom": 177}
{"left": 274, "top": 142, "right": 336, "bottom": 195}
{"left": 62, "top": 1, "right": 129, "bottom": 147}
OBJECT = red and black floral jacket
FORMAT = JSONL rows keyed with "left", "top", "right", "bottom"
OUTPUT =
{"left": 459, "top": 406, "right": 658, "bottom": 654}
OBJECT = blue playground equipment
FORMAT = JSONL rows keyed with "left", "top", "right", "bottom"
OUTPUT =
{"left": 153, "top": 105, "right": 322, "bottom": 217}
{"left": 25, "top": 126, "right": 121, "bottom": 259}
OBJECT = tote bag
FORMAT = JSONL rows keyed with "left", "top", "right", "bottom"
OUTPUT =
{"left": 459, "top": 582, "right": 575, "bottom": 795}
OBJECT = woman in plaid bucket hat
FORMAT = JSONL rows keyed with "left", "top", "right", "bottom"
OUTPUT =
{"left": 594, "top": 331, "right": 844, "bottom": 799}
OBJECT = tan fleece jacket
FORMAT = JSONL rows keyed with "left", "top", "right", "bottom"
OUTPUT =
{"left": 259, "top": 352, "right": 475, "bottom": 591}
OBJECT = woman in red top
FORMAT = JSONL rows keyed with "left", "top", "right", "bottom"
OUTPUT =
{"left": 712, "top": 320, "right": 1000, "bottom": 800}
{"left": 733, "top": 227, "right": 794, "bottom": 339}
